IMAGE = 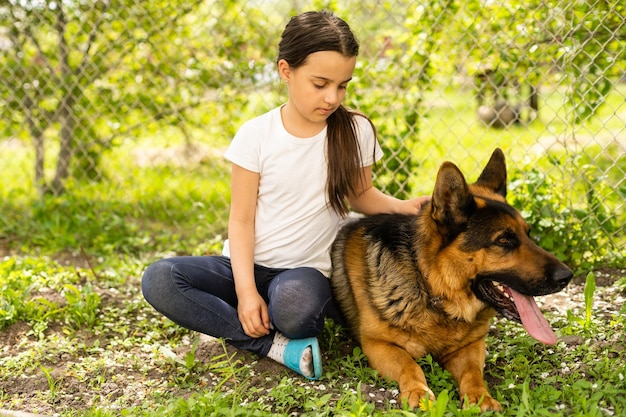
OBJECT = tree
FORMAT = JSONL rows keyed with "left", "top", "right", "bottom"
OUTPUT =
{"left": 0, "top": 0, "right": 276, "bottom": 195}
{"left": 556, "top": 0, "right": 625, "bottom": 123}
{"left": 447, "top": 0, "right": 625, "bottom": 124}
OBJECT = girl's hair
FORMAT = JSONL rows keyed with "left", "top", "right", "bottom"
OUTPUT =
{"left": 278, "top": 10, "right": 377, "bottom": 216}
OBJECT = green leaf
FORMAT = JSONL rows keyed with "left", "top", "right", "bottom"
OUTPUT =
{"left": 584, "top": 272, "right": 596, "bottom": 328}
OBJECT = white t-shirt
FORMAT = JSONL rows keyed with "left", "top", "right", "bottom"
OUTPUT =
{"left": 222, "top": 106, "right": 383, "bottom": 276}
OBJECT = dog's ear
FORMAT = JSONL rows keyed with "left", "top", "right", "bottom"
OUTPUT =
{"left": 431, "top": 161, "right": 475, "bottom": 237}
{"left": 475, "top": 148, "right": 507, "bottom": 198}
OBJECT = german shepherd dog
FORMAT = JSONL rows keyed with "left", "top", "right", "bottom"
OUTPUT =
{"left": 330, "top": 148, "right": 572, "bottom": 411}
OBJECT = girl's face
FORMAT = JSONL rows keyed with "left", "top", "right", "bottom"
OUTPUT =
{"left": 279, "top": 51, "right": 356, "bottom": 137}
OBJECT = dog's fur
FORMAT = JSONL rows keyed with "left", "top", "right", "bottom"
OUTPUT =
{"left": 330, "top": 148, "right": 572, "bottom": 411}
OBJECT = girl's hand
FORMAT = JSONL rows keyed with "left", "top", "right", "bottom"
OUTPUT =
{"left": 395, "top": 195, "right": 431, "bottom": 215}
{"left": 237, "top": 289, "right": 271, "bottom": 338}
{"left": 410, "top": 195, "right": 431, "bottom": 213}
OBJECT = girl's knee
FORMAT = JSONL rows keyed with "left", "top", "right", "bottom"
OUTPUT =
{"left": 268, "top": 271, "right": 331, "bottom": 338}
{"left": 141, "top": 259, "right": 173, "bottom": 305}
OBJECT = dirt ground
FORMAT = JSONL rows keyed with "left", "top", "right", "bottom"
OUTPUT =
{"left": 0, "top": 267, "right": 624, "bottom": 416}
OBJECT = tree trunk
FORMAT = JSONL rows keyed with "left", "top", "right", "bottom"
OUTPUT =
{"left": 51, "top": 96, "right": 75, "bottom": 195}
{"left": 50, "top": 4, "right": 73, "bottom": 195}
{"left": 528, "top": 83, "right": 539, "bottom": 121}
{"left": 24, "top": 97, "right": 47, "bottom": 196}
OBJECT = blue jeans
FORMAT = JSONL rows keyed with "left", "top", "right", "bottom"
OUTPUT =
{"left": 141, "top": 256, "right": 341, "bottom": 357}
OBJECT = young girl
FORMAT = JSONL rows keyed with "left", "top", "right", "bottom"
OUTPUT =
{"left": 142, "top": 10, "right": 429, "bottom": 380}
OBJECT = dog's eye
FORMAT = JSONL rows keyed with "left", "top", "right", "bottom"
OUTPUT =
{"left": 495, "top": 233, "right": 518, "bottom": 248}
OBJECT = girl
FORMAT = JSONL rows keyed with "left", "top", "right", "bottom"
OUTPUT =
{"left": 142, "top": 10, "right": 429, "bottom": 380}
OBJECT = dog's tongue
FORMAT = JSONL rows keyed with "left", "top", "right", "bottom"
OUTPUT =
{"left": 508, "top": 288, "right": 557, "bottom": 345}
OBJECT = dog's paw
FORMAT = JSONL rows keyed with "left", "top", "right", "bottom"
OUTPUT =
{"left": 478, "top": 396, "right": 502, "bottom": 412}
{"left": 400, "top": 385, "right": 435, "bottom": 409}
{"left": 463, "top": 392, "right": 502, "bottom": 412}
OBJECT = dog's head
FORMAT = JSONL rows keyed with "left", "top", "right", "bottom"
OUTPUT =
{"left": 430, "top": 148, "right": 572, "bottom": 344}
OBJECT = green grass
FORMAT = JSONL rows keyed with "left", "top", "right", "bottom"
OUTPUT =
{"left": 0, "top": 142, "right": 231, "bottom": 257}
{"left": 1, "top": 254, "right": 625, "bottom": 416}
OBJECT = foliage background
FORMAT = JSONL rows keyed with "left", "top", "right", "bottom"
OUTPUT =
{"left": 1, "top": 0, "right": 624, "bottom": 269}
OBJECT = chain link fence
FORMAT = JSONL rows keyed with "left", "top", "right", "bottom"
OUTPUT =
{"left": 1, "top": 0, "right": 624, "bottom": 267}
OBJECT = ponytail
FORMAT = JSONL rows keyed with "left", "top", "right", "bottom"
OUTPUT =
{"left": 326, "top": 106, "right": 376, "bottom": 216}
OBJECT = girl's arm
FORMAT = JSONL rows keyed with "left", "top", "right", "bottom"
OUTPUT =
{"left": 228, "top": 163, "right": 271, "bottom": 338}
{"left": 347, "top": 165, "right": 430, "bottom": 215}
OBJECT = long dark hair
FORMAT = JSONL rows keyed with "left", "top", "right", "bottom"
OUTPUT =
{"left": 277, "top": 10, "right": 376, "bottom": 216}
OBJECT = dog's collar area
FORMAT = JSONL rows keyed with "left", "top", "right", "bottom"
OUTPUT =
{"left": 429, "top": 295, "right": 472, "bottom": 322}
{"left": 429, "top": 295, "right": 452, "bottom": 316}
{"left": 430, "top": 296, "right": 443, "bottom": 308}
